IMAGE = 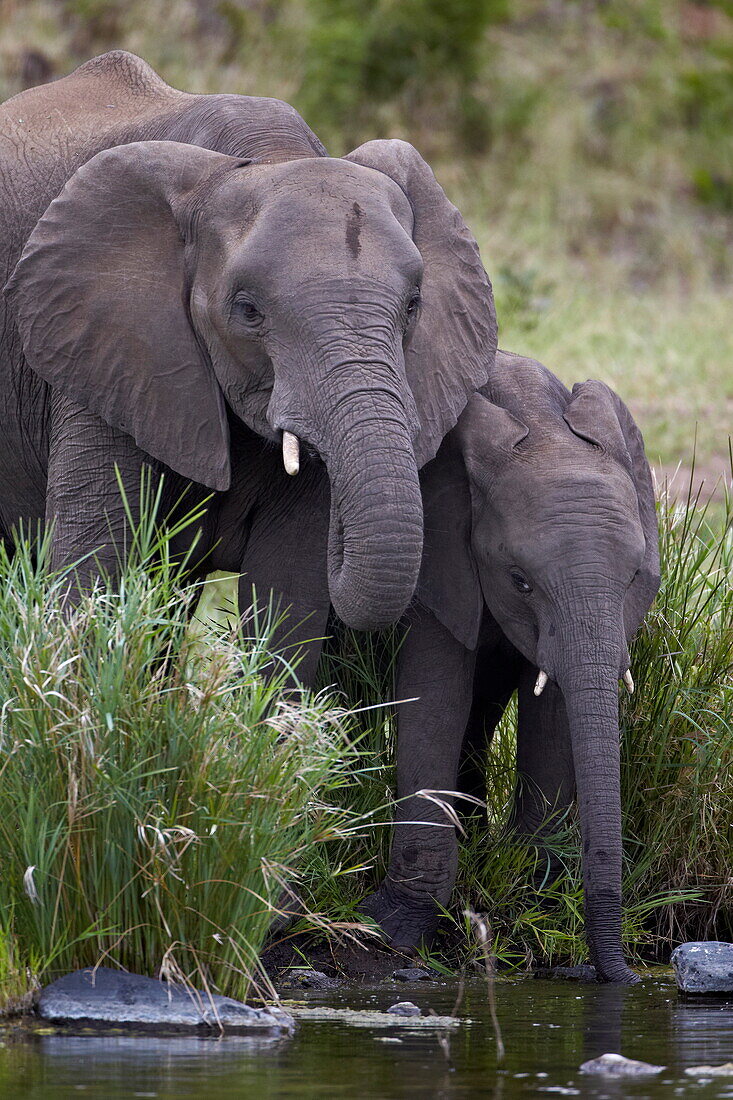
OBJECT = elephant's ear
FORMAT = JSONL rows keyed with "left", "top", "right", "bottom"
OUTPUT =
{"left": 415, "top": 438, "right": 484, "bottom": 651}
{"left": 454, "top": 391, "right": 529, "bottom": 501}
{"left": 5, "top": 141, "right": 248, "bottom": 491}
{"left": 564, "top": 380, "right": 661, "bottom": 635}
{"left": 344, "top": 140, "right": 496, "bottom": 468}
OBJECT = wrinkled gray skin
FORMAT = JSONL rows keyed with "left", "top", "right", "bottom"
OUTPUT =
{"left": 360, "top": 350, "right": 660, "bottom": 984}
{"left": 0, "top": 52, "right": 495, "bottom": 630}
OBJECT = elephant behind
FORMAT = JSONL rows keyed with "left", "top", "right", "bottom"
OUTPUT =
{"left": 0, "top": 51, "right": 496, "bottom": 631}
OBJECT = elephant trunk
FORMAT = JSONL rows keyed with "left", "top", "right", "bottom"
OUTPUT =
{"left": 553, "top": 609, "right": 639, "bottom": 985}
{"left": 267, "top": 302, "right": 424, "bottom": 631}
{"left": 323, "top": 395, "right": 423, "bottom": 630}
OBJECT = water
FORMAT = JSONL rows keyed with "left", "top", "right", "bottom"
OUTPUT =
{"left": 2, "top": 975, "right": 733, "bottom": 1098}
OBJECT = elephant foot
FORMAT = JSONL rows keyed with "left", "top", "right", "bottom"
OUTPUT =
{"left": 595, "top": 961, "right": 641, "bottom": 985}
{"left": 535, "top": 960, "right": 639, "bottom": 984}
{"left": 359, "top": 882, "right": 441, "bottom": 953}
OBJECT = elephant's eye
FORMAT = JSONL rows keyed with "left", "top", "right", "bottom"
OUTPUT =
{"left": 404, "top": 289, "right": 421, "bottom": 326}
{"left": 510, "top": 569, "right": 532, "bottom": 594}
{"left": 232, "top": 295, "right": 264, "bottom": 327}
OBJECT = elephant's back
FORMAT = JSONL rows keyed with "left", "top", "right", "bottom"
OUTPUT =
{"left": 1, "top": 54, "right": 184, "bottom": 230}
{"left": 0, "top": 50, "right": 326, "bottom": 274}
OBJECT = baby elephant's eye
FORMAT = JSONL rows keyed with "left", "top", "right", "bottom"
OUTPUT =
{"left": 510, "top": 569, "right": 532, "bottom": 594}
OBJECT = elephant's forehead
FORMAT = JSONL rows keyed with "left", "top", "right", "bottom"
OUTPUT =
{"left": 212, "top": 158, "right": 414, "bottom": 233}
{"left": 492, "top": 459, "right": 641, "bottom": 533}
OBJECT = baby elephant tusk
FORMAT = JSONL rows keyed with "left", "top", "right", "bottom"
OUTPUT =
{"left": 622, "top": 669, "right": 634, "bottom": 694}
{"left": 534, "top": 670, "right": 548, "bottom": 697}
{"left": 282, "top": 431, "right": 300, "bottom": 476}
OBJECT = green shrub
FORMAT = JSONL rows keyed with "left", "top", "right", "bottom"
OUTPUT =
{"left": 300, "top": 0, "right": 509, "bottom": 144}
{"left": 678, "top": 50, "right": 733, "bottom": 212}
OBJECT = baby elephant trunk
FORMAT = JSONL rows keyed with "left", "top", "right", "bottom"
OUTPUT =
{"left": 554, "top": 613, "right": 639, "bottom": 984}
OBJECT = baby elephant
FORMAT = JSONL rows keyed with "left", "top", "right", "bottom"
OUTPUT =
{"left": 361, "top": 350, "right": 660, "bottom": 984}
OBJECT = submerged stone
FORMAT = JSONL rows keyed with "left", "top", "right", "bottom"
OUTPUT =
{"left": 387, "top": 1001, "right": 421, "bottom": 1017}
{"left": 37, "top": 968, "right": 294, "bottom": 1034}
{"left": 280, "top": 969, "right": 341, "bottom": 990}
{"left": 392, "top": 967, "right": 435, "bottom": 982}
{"left": 671, "top": 941, "right": 733, "bottom": 995}
{"left": 579, "top": 1053, "right": 665, "bottom": 1077}
{"left": 685, "top": 1063, "right": 733, "bottom": 1077}
{"left": 286, "top": 1006, "right": 461, "bottom": 1028}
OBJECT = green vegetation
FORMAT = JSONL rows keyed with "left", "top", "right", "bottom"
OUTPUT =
{"left": 0, "top": 515, "right": 373, "bottom": 1007}
{"left": 300, "top": 0, "right": 508, "bottom": 144}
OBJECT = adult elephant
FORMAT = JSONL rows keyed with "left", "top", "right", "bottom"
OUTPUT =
{"left": 0, "top": 51, "right": 495, "bottom": 630}
{"left": 359, "top": 351, "right": 660, "bottom": 984}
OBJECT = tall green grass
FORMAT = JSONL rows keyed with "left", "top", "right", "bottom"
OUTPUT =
{"left": 0, "top": 515, "right": 370, "bottom": 1007}
{"left": 312, "top": 465, "right": 733, "bottom": 970}
{"left": 621, "top": 460, "right": 733, "bottom": 947}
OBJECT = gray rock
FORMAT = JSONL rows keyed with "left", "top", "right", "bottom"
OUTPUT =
{"left": 37, "top": 968, "right": 294, "bottom": 1034}
{"left": 672, "top": 941, "right": 733, "bottom": 995}
{"left": 392, "top": 967, "right": 434, "bottom": 982}
{"left": 387, "top": 1001, "right": 421, "bottom": 1017}
{"left": 579, "top": 1053, "right": 665, "bottom": 1077}
{"left": 281, "top": 968, "right": 341, "bottom": 990}
{"left": 288, "top": 1006, "right": 461, "bottom": 1028}
{"left": 684, "top": 1063, "right": 733, "bottom": 1077}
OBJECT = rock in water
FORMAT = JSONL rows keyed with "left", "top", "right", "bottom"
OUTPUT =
{"left": 685, "top": 1063, "right": 733, "bottom": 1077}
{"left": 37, "top": 968, "right": 294, "bottom": 1033}
{"left": 671, "top": 942, "right": 733, "bottom": 995}
{"left": 280, "top": 968, "right": 341, "bottom": 990}
{"left": 579, "top": 1053, "right": 665, "bottom": 1077}
{"left": 387, "top": 1002, "right": 421, "bottom": 1017}
{"left": 392, "top": 967, "right": 435, "bottom": 982}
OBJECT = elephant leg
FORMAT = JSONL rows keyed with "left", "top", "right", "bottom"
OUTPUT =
{"left": 512, "top": 660, "right": 576, "bottom": 884}
{"left": 361, "top": 604, "right": 476, "bottom": 951}
{"left": 459, "top": 634, "right": 523, "bottom": 814}
{"left": 236, "top": 460, "right": 331, "bottom": 689}
{"left": 45, "top": 394, "right": 208, "bottom": 591}
{"left": 46, "top": 395, "right": 151, "bottom": 587}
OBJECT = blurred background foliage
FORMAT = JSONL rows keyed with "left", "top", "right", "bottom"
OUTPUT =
{"left": 1, "top": 0, "right": 731, "bottom": 491}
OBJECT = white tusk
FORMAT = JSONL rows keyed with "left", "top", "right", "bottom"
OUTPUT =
{"left": 282, "top": 431, "right": 300, "bottom": 476}
{"left": 534, "top": 670, "right": 548, "bottom": 697}
{"left": 623, "top": 669, "right": 634, "bottom": 694}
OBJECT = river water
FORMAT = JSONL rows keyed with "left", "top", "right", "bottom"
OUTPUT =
{"left": 2, "top": 974, "right": 733, "bottom": 1098}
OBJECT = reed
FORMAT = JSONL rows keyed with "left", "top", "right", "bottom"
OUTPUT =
{"left": 0, "top": 507, "right": 369, "bottom": 1004}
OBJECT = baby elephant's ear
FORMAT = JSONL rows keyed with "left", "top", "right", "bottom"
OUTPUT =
{"left": 5, "top": 141, "right": 248, "bottom": 491}
{"left": 565, "top": 380, "right": 661, "bottom": 634}
{"left": 562, "top": 379, "right": 629, "bottom": 461}
{"left": 416, "top": 439, "right": 484, "bottom": 651}
{"left": 344, "top": 139, "right": 497, "bottom": 468}
{"left": 454, "top": 392, "right": 529, "bottom": 485}
{"left": 418, "top": 394, "right": 528, "bottom": 650}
